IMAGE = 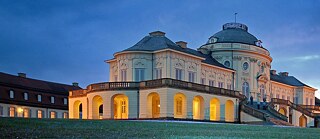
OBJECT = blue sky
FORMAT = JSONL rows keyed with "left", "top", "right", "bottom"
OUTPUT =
{"left": 0, "top": 0, "right": 319, "bottom": 98}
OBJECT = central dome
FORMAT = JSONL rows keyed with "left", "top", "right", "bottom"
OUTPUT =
{"left": 207, "top": 23, "right": 259, "bottom": 46}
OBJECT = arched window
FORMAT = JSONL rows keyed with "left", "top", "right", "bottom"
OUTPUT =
{"left": 260, "top": 84, "right": 265, "bottom": 99}
{"left": 242, "top": 82, "right": 250, "bottom": 98}
{"left": 176, "top": 97, "right": 182, "bottom": 115}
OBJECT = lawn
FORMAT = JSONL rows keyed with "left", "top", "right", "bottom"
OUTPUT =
{"left": 0, "top": 118, "right": 319, "bottom": 138}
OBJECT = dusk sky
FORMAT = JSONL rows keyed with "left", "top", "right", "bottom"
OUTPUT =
{"left": 0, "top": 0, "right": 319, "bottom": 98}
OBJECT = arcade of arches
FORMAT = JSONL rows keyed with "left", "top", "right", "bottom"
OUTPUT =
{"left": 71, "top": 92, "right": 236, "bottom": 122}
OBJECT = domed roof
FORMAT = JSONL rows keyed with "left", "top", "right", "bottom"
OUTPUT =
{"left": 207, "top": 23, "right": 259, "bottom": 46}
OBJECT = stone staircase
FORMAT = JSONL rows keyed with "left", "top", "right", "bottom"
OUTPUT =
{"left": 241, "top": 101, "right": 292, "bottom": 126}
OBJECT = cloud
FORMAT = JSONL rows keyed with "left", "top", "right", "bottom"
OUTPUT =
{"left": 292, "top": 55, "right": 320, "bottom": 62}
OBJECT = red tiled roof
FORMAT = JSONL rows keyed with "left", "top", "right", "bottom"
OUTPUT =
{"left": 0, "top": 72, "right": 81, "bottom": 95}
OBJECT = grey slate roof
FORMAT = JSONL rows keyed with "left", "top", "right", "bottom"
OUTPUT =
{"left": 270, "top": 72, "right": 310, "bottom": 87}
{"left": 209, "top": 28, "right": 258, "bottom": 46}
{"left": 121, "top": 32, "right": 231, "bottom": 70}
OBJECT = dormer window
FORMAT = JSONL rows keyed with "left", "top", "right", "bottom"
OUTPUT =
{"left": 224, "top": 61, "right": 231, "bottom": 68}
{"left": 209, "top": 37, "right": 218, "bottom": 43}
{"left": 255, "top": 40, "right": 262, "bottom": 47}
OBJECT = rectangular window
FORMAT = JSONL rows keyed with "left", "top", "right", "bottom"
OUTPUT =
{"left": 0, "top": 106, "right": 3, "bottom": 117}
{"left": 38, "top": 95, "right": 42, "bottom": 102}
{"left": 227, "top": 84, "right": 232, "bottom": 90}
{"left": 121, "top": 69, "right": 127, "bottom": 81}
{"left": 134, "top": 68, "right": 145, "bottom": 82}
{"left": 287, "top": 96, "right": 290, "bottom": 101}
{"left": 63, "top": 112, "right": 68, "bottom": 119}
{"left": 50, "top": 111, "right": 56, "bottom": 119}
{"left": 37, "top": 110, "right": 43, "bottom": 118}
{"left": 200, "top": 78, "right": 205, "bottom": 85}
{"left": 218, "top": 82, "right": 224, "bottom": 88}
{"left": 310, "top": 99, "right": 313, "bottom": 105}
{"left": 188, "top": 72, "right": 195, "bottom": 82}
{"left": 294, "top": 97, "right": 298, "bottom": 103}
{"left": 64, "top": 98, "right": 68, "bottom": 105}
{"left": 276, "top": 94, "right": 280, "bottom": 99}
{"left": 9, "top": 90, "right": 14, "bottom": 99}
{"left": 51, "top": 96, "right": 55, "bottom": 104}
{"left": 306, "top": 98, "right": 309, "bottom": 105}
{"left": 24, "top": 92, "right": 28, "bottom": 100}
{"left": 209, "top": 80, "right": 215, "bottom": 87}
{"left": 23, "top": 108, "right": 29, "bottom": 118}
{"left": 9, "top": 107, "right": 15, "bottom": 117}
{"left": 114, "top": 75, "right": 118, "bottom": 82}
{"left": 175, "top": 69, "right": 183, "bottom": 80}
{"left": 155, "top": 68, "right": 162, "bottom": 79}
{"left": 282, "top": 95, "right": 285, "bottom": 99}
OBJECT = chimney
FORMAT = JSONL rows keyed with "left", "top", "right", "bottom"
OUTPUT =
{"left": 176, "top": 41, "right": 187, "bottom": 49}
{"left": 270, "top": 70, "right": 277, "bottom": 75}
{"left": 72, "top": 82, "right": 79, "bottom": 87}
{"left": 18, "top": 73, "right": 26, "bottom": 78}
{"left": 149, "top": 31, "right": 165, "bottom": 37}
{"left": 279, "top": 72, "right": 289, "bottom": 76}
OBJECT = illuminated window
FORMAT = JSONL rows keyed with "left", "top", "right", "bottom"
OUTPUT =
{"left": 50, "top": 111, "right": 56, "bottom": 118}
{"left": 134, "top": 68, "right": 145, "bottom": 82}
{"left": 121, "top": 100, "right": 126, "bottom": 113}
{"left": 63, "top": 112, "right": 68, "bottom": 119}
{"left": 9, "top": 90, "right": 14, "bottom": 99}
{"left": 24, "top": 92, "right": 28, "bottom": 100}
{"left": 51, "top": 96, "right": 55, "bottom": 104}
{"left": 37, "top": 95, "right": 42, "bottom": 102}
{"left": 64, "top": 98, "right": 68, "bottom": 105}
{"left": 121, "top": 70, "right": 127, "bottom": 81}
{"left": 37, "top": 110, "right": 43, "bottom": 118}
{"left": 9, "top": 107, "right": 15, "bottom": 117}
{"left": 176, "top": 97, "right": 182, "bottom": 115}
{"left": 23, "top": 108, "right": 29, "bottom": 118}
{"left": 155, "top": 68, "right": 162, "bottom": 79}
{"left": 175, "top": 69, "right": 183, "bottom": 80}
{"left": 188, "top": 72, "right": 195, "bottom": 82}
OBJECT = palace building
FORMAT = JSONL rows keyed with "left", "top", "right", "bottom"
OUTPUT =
{"left": 69, "top": 22, "right": 320, "bottom": 127}
{"left": 0, "top": 72, "right": 81, "bottom": 118}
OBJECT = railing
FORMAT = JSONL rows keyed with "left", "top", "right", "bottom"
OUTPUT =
{"left": 271, "top": 98, "right": 318, "bottom": 118}
{"left": 70, "top": 89, "right": 87, "bottom": 97}
{"left": 70, "top": 78, "right": 246, "bottom": 100}
{"left": 266, "top": 104, "right": 288, "bottom": 121}
{"left": 87, "top": 82, "right": 140, "bottom": 92}
{"left": 241, "top": 104, "right": 266, "bottom": 120}
{"left": 299, "top": 105, "right": 320, "bottom": 111}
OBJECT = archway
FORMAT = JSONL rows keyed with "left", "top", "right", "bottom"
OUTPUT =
{"left": 299, "top": 115, "right": 307, "bottom": 127}
{"left": 112, "top": 94, "right": 129, "bottom": 119}
{"left": 278, "top": 107, "right": 286, "bottom": 116}
{"left": 173, "top": 93, "right": 186, "bottom": 118}
{"left": 92, "top": 95, "right": 103, "bottom": 119}
{"left": 73, "top": 100, "right": 82, "bottom": 119}
{"left": 225, "top": 100, "right": 234, "bottom": 122}
{"left": 210, "top": 98, "right": 220, "bottom": 121}
{"left": 193, "top": 96, "right": 204, "bottom": 120}
{"left": 147, "top": 92, "right": 160, "bottom": 118}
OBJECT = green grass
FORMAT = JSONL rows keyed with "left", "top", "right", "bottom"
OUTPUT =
{"left": 0, "top": 118, "right": 319, "bottom": 138}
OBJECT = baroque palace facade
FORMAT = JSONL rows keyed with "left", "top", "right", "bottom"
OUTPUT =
{"left": 69, "top": 23, "right": 320, "bottom": 127}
